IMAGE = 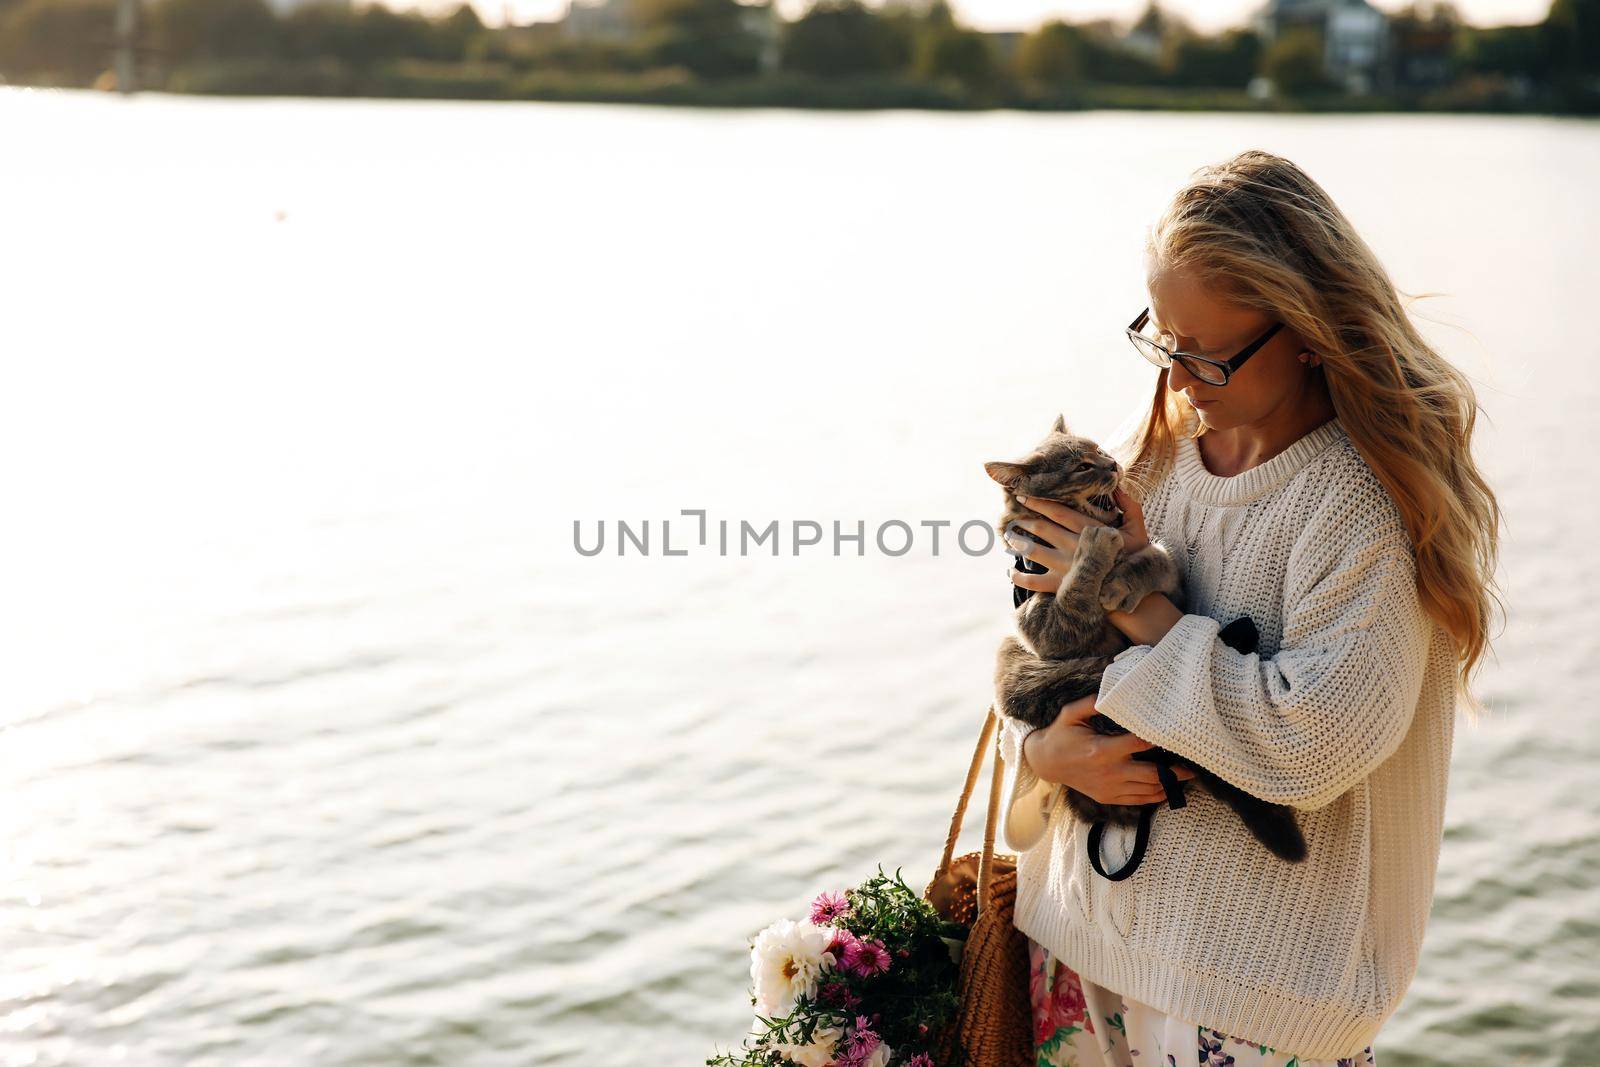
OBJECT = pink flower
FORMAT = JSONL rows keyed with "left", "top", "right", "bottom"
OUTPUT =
{"left": 1033, "top": 997, "right": 1058, "bottom": 1045}
{"left": 845, "top": 1015, "right": 881, "bottom": 1058}
{"left": 1029, "top": 956, "right": 1092, "bottom": 1042}
{"left": 843, "top": 937, "right": 892, "bottom": 978}
{"left": 1051, "top": 969, "right": 1089, "bottom": 1031}
{"left": 810, "top": 890, "right": 852, "bottom": 924}
{"left": 826, "top": 928, "right": 859, "bottom": 960}
{"left": 819, "top": 981, "right": 861, "bottom": 1010}
{"left": 905, "top": 1055, "right": 936, "bottom": 1067}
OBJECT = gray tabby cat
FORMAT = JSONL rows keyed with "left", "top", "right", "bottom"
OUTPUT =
{"left": 984, "top": 413, "right": 1308, "bottom": 866}
{"left": 984, "top": 415, "right": 1183, "bottom": 818}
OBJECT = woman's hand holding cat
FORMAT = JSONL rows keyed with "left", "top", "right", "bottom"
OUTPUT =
{"left": 1020, "top": 693, "right": 1199, "bottom": 805}
{"left": 1006, "top": 487, "right": 1150, "bottom": 595}
{"left": 1108, "top": 488, "right": 1150, "bottom": 552}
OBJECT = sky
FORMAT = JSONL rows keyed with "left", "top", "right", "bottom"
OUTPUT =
{"left": 456, "top": 0, "right": 1552, "bottom": 32}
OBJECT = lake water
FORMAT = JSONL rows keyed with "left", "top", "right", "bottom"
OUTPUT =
{"left": 0, "top": 89, "right": 1595, "bottom": 1066}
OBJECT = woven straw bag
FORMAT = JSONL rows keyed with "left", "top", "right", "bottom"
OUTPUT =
{"left": 923, "top": 705, "right": 1034, "bottom": 1067}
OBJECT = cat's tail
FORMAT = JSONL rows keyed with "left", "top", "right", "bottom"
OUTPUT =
{"left": 994, "top": 637, "right": 1109, "bottom": 729}
{"left": 1206, "top": 776, "right": 1309, "bottom": 863}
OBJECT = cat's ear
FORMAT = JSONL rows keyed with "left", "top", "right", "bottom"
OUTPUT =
{"left": 984, "top": 461, "right": 1030, "bottom": 489}
{"left": 1050, "top": 413, "right": 1069, "bottom": 435}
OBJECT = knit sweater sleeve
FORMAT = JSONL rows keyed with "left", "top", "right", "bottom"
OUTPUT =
{"left": 995, "top": 713, "right": 1062, "bottom": 853}
{"left": 1092, "top": 498, "right": 1435, "bottom": 813}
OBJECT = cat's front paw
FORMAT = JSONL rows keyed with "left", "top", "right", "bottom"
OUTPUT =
{"left": 1099, "top": 576, "right": 1145, "bottom": 614}
{"left": 1075, "top": 523, "right": 1124, "bottom": 566}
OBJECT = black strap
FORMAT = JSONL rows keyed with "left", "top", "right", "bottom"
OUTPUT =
{"left": 1156, "top": 758, "right": 1185, "bottom": 808}
{"left": 1087, "top": 807, "right": 1153, "bottom": 880}
{"left": 1218, "top": 614, "right": 1260, "bottom": 654}
{"left": 1010, "top": 529, "right": 1049, "bottom": 608}
{"left": 1084, "top": 615, "right": 1259, "bottom": 880}
{"left": 1086, "top": 760, "right": 1183, "bottom": 880}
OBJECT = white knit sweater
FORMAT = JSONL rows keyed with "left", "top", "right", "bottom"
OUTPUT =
{"left": 995, "top": 407, "right": 1458, "bottom": 1060}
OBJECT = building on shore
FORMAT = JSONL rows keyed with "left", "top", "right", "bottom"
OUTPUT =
{"left": 562, "top": 0, "right": 634, "bottom": 44}
{"left": 738, "top": 0, "right": 781, "bottom": 73}
{"left": 1252, "top": 0, "right": 1389, "bottom": 93}
{"left": 1120, "top": 2, "right": 1169, "bottom": 61}
{"left": 263, "top": 0, "right": 349, "bottom": 14}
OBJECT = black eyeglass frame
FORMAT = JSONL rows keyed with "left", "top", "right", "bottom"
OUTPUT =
{"left": 1126, "top": 306, "right": 1285, "bottom": 386}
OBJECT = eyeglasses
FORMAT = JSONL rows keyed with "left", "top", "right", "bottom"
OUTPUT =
{"left": 1125, "top": 307, "right": 1284, "bottom": 386}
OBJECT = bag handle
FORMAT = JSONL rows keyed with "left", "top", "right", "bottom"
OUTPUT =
{"left": 933, "top": 705, "right": 1006, "bottom": 913}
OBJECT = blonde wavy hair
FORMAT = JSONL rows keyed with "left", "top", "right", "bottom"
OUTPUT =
{"left": 1117, "top": 149, "right": 1502, "bottom": 721}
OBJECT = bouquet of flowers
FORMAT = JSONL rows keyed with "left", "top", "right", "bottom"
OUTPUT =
{"left": 707, "top": 866, "right": 967, "bottom": 1067}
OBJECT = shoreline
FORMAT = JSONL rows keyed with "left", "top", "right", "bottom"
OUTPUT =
{"left": 35, "top": 67, "right": 1598, "bottom": 116}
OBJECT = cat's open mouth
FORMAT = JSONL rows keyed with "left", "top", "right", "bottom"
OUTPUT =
{"left": 1085, "top": 492, "right": 1124, "bottom": 528}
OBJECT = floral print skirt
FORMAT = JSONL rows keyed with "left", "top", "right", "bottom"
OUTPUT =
{"left": 1026, "top": 935, "right": 1378, "bottom": 1067}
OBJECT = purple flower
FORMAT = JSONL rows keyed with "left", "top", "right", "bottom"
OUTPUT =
{"left": 810, "top": 890, "right": 852, "bottom": 924}
{"left": 1199, "top": 1026, "right": 1236, "bottom": 1067}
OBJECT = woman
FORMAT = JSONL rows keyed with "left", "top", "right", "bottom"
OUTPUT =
{"left": 992, "top": 149, "right": 1502, "bottom": 1067}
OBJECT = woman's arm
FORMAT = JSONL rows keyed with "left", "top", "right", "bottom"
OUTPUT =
{"left": 995, "top": 715, "right": 1060, "bottom": 853}
{"left": 1107, "top": 590, "right": 1184, "bottom": 647}
{"left": 995, "top": 695, "right": 1198, "bottom": 853}
{"left": 1092, "top": 517, "right": 1435, "bottom": 813}
{"left": 1004, "top": 485, "right": 1434, "bottom": 812}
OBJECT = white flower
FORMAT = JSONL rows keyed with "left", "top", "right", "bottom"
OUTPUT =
{"left": 749, "top": 919, "right": 840, "bottom": 1017}
{"left": 769, "top": 1023, "right": 844, "bottom": 1067}
{"left": 862, "top": 1041, "right": 892, "bottom": 1067}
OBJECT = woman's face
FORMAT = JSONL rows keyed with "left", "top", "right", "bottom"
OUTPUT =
{"left": 1146, "top": 261, "right": 1317, "bottom": 432}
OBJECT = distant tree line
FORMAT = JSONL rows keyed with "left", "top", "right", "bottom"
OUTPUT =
{"left": 0, "top": 0, "right": 492, "bottom": 86}
{"left": 0, "top": 0, "right": 1594, "bottom": 110}
{"left": 777, "top": 0, "right": 1264, "bottom": 93}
